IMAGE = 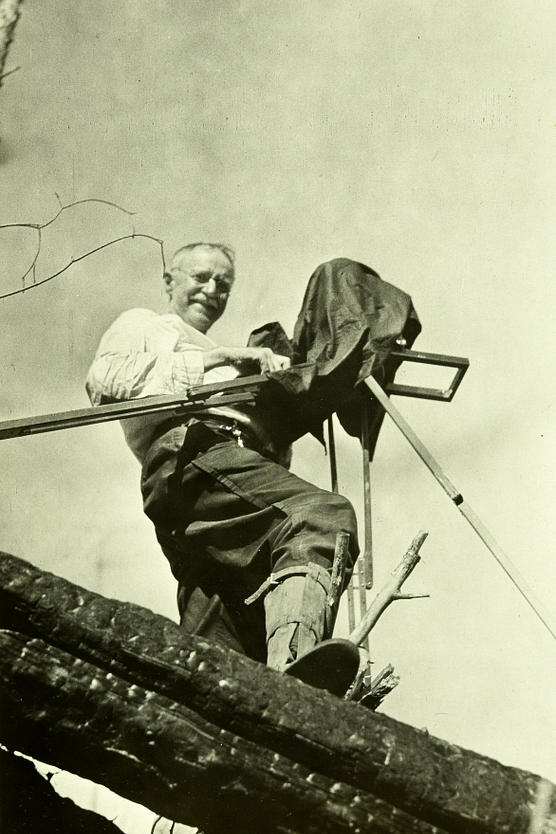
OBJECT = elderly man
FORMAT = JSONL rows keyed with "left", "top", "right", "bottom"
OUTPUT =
{"left": 86, "top": 243, "right": 360, "bottom": 687}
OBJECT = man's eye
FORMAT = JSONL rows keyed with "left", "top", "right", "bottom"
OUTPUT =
{"left": 191, "top": 273, "right": 231, "bottom": 294}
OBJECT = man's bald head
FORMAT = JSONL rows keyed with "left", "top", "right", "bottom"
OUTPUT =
{"left": 169, "top": 242, "right": 235, "bottom": 274}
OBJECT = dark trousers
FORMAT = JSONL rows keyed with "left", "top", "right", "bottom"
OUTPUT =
{"left": 141, "top": 422, "right": 358, "bottom": 662}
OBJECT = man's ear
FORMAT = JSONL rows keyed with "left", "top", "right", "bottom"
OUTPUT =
{"left": 163, "top": 271, "right": 173, "bottom": 297}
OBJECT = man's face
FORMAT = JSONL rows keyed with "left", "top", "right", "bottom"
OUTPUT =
{"left": 165, "top": 247, "right": 234, "bottom": 333}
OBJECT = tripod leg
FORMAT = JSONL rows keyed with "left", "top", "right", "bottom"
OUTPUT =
{"left": 364, "top": 375, "right": 556, "bottom": 643}
{"left": 327, "top": 417, "right": 356, "bottom": 634}
{"left": 361, "top": 394, "right": 373, "bottom": 590}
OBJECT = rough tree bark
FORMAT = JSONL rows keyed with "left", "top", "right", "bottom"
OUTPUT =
{"left": 0, "top": 629, "right": 448, "bottom": 834}
{"left": 1, "top": 551, "right": 555, "bottom": 834}
{"left": 0, "top": 0, "right": 22, "bottom": 86}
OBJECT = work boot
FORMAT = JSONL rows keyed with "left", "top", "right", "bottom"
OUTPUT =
{"left": 264, "top": 563, "right": 331, "bottom": 669}
{"left": 263, "top": 563, "right": 359, "bottom": 696}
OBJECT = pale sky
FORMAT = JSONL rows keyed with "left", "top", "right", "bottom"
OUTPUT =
{"left": 1, "top": 2, "right": 555, "bottom": 830}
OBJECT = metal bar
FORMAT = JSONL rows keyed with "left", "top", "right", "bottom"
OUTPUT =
{"left": 364, "top": 375, "right": 556, "bottom": 643}
{"left": 187, "top": 374, "right": 266, "bottom": 400}
{"left": 389, "top": 348, "right": 470, "bottom": 368}
{"left": 327, "top": 416, "right": 357, "bottom": 634}
{"left": 327, "top": 417, "right": 338, "bottom": 494}
{"left": 386, "top": 383, "right": 455, "bottom": 402}
{"left": 386, "top": 348, "right": 469, "bottom": 402}
{"left": 328, "top": 413, "right": 368, "bottom": 643}
{"left": 0, "top": 384, "right": 266, "bottom": 442}
{"left": 365, "top": 376, "right": 462, "bottom": 502}
{"left": 346, "top": 581, "right": 356, "bottom": 635}
{"left": 356, "top": 560, "right": 370, "bottom": 652}
{"left": 361, "top": 395, "right": 373, "bottom": 589}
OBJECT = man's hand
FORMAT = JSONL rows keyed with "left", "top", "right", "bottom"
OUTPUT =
{"left": 203, "top": 346, "right": 291, "bottom": 374}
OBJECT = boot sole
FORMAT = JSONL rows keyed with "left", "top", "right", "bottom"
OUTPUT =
{"left": 283, "top": 638, "right": 360, "bottom": 697}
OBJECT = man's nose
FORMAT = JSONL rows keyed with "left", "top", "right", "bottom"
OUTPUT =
{"left": 202, "top": 277, "right": 219, "bottom": 296}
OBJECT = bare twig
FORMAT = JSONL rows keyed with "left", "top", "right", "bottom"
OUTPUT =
{"left": 0, "top": 63, "right": 19, "bottom": 81}
{"left": 394, "top": 593, "right": 430, "bottom": 600}
{"left": 1, "top": 233, "right": 165, "bottom": 300}
{"left": 348, "top": 531, "right": 429, "bottom": 647}
{"left": 0, "top": 197, "right": 165, "bottom": 299}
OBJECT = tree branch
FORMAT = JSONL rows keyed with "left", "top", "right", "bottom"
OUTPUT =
{"left": 0, "top": 197, "right": 165, "bottom": 299}
{"left": 348, "top": 531, "right": 429, "bottom": 647}
{"left": 1, "top": 630, "right": 449, "bottom": 834}
{"left": 0, "top": 0, "right": 23, "bottom": 89}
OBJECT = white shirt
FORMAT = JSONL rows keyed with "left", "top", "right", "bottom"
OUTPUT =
{"left": 86, "top": 308, "right": 238, "bottom": 461}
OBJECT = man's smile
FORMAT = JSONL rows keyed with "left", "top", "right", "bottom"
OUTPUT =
{"left": 193, "top": 298, "right": 219, "bottom": 314}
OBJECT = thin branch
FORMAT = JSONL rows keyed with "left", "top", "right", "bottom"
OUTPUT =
{"left": 1, "top": 234, "right": 165, "bottom": 300}
{"left": 22, "top": 225, "right": 41, "bottom": 287}
{"left": 393, "top": 593, "right": 430, "bottom": 600}
{"left": 0, "top": 197, "right": 134, "bottom": 234}
{"left": 0, "top": 63, "right": 19, "bottom": 81}
{"left": 0, "top": 197, "right": 133, "bottom": 231}
{"left": 0, "top": 197, "right": 164, "bottom": 300}
{"left": 41, "top": 197, "right": 136, "bottom": 231}
{"left": 348, "top": 531, "right": 429, "bottom": 647}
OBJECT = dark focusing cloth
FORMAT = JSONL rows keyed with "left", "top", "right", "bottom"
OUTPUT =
{"left": 247, "top": 257, "right": 421, "bottom": 456}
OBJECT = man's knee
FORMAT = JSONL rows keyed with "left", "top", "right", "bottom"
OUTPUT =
{"left": 318, "top": 490, "right": 357, "bottom": 534}
{"left": 284, "top": 489, "right": 358, "bottom": 554}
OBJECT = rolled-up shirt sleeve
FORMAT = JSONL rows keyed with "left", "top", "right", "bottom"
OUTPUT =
{"left": 86, "top": 308, "right": 205, "bottom": 405}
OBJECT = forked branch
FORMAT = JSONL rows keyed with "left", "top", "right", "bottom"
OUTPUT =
{"left": 348, "top": 530, "right": 429, "bottom": 647}
{"left": 0, "top": 197, "right": 165, "bottom": 300}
